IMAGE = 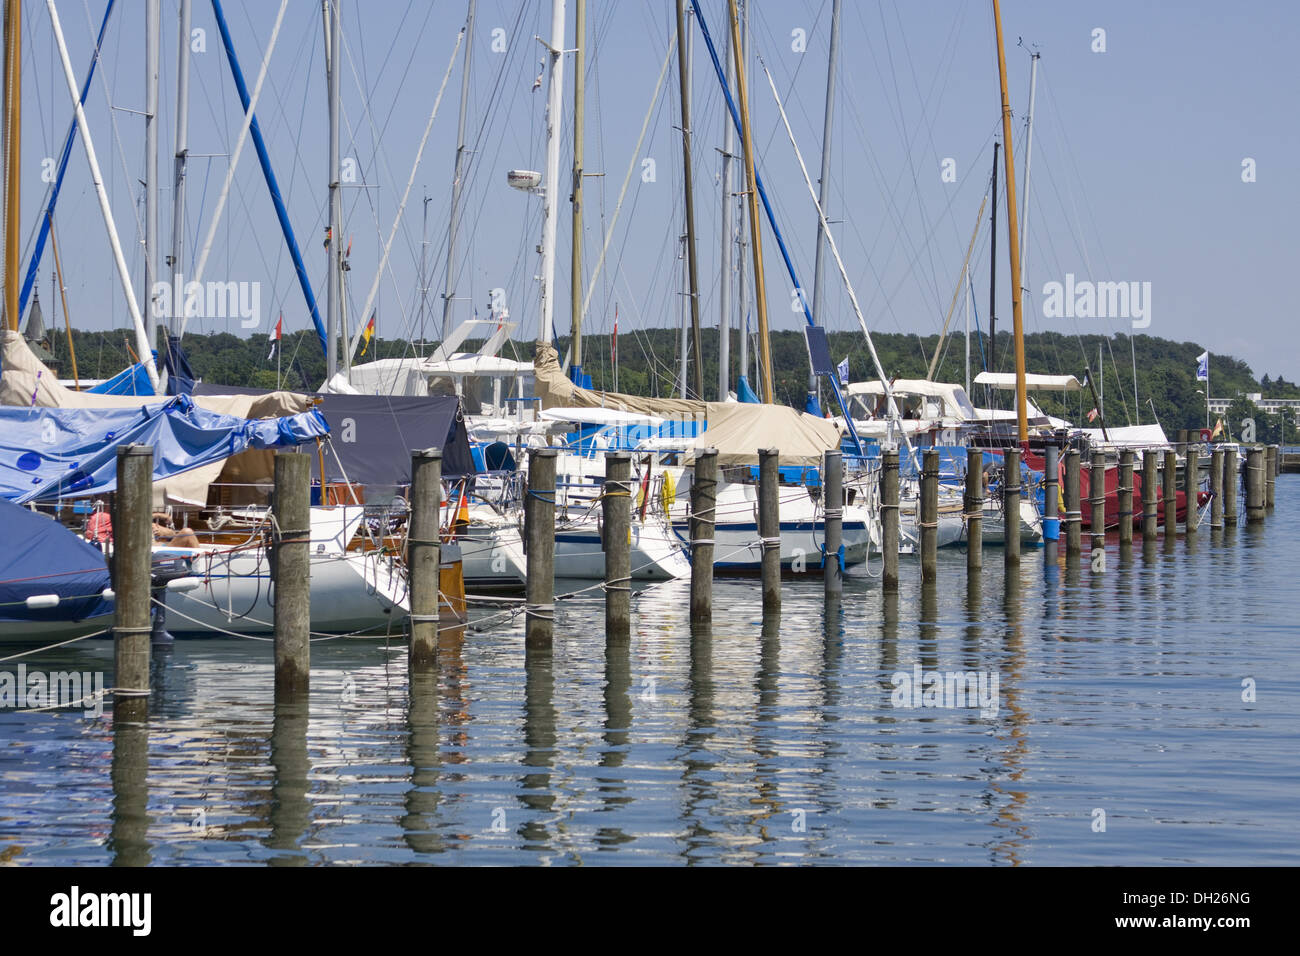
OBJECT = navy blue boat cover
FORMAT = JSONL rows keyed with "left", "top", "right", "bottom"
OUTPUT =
{"left": 192, "top": 386, "right": 475, "bottom": 483}
{"left": 0, "top": 498, "right": 111, "bottom": 625}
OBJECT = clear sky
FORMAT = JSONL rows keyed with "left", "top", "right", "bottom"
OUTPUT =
{"left": 13, "top": 0, "right": 1300, "bottom": 389}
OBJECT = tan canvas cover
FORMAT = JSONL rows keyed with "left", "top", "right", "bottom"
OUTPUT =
{"left": 685, "top": 401, "right": 843, "bottom": 468}
{"left": 1, "top": 331, "right": 316, "bottom": 506}
{"left": 533, "top": 341, "right": 706, "bottom": 418}
{"left": 1, "top": 331, "right": 313, "bottom": 417}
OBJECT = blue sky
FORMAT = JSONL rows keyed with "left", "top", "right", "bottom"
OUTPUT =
{"left": 14, "top": 0, "right": 1300, "bottom": 389}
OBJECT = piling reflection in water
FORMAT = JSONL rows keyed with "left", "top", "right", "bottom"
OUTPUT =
{"left": 401, "top": 669, "right": 442, "bottom": 855}
{"left": 679, "top": 619, "right": 715, "bottom": 863}
{"left": 518, "top": 645, "right": 556, "bottom": 851}
{"left": 109, "top": 715, "right": 150, "bottom": 867}
{"left": 266, "top": 697, "right": 309, "bottom": 865}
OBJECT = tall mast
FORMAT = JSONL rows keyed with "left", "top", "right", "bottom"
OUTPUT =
{"left": 568, "top": 0, "right": 585, "bottom": 381}
{"left": 145, "top": 0, "right": 160, "bottom": 328}
{"left": 734, "top": 2, "right": 749, "bottom": 399}
{"left": 810, "top": 0, "right": 841, "bottom": 406}
{"left": 717, "top": 16, "right": 735, "bottom": 400}
{"left": 728, "top": 0, "right": 772, "bottom": 403}
{"left": 992, "top": 0, "right": 1028, "bottom": 441}
{"left": 964, "top": 261, "right": 971, "bottom": 396}
{"left": 419, "top": 194, "right": 431, "bottom": 345}
{"left": 324, "top": 0, "right": 342, "bottom": 381}
{"left": 538, "top": 0, "right": 567, "bottom": 343}
{"left": 169, "top": 0, "right": 191, "bottom": 337}
{"left": 1019, "top": 46, "right": 1039, "bottom": 308}
{"left": 675, "top": 0, "right": 703, "bottom": 398}
{"left": 442, "top": 0, "right": 475, "bottom": 345}
{"left": 988, "top": 141, "right": 998, "bottom": 382}
{"left": 3, "top": 0, "right": 20, "bottom": 332}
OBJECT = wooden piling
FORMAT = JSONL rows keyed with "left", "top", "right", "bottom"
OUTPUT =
{"left": 408, "top": 448, "right": 442, "bottom": 667}
{"left": 1117, "top": 450, "right": 1134, "bottom": 544}
{"left": 273, "top": 450, "right": 311, "bottom": 693}
{"left": 113, "top": 445, "right": 153, "bottom": 720}
{"left": 604, "top": 451, "right": 634, "bottom": 636}
{"left": 1223, "top": 447, "right": 1238, "bottom": 526}
{"left": 1246, "top": 446, "right": 1266, "bottom": 523}
{"left": 823, "top": 449, "right": 844, "bottom": 596}
{"left": 1064, "top": 449, "right": 1082, "bottom": 558}
{"left": 689, "top": 449, "right": 716, "bottom": 622}
{"left": 1185, "top": 444, "right": 1200, "bottom": 534}
{"left": 1266, "top": 444, "right": 1277, "bottom": 510}
{"left": 758, "top": 448, "right": 781, "bottom": 611}
{"left": 1163, "top": 450, "right": 1178, "bottom": 535}
{"left": 921, "top": 449, "right": 938, "bottom": 584}
{"left": 1210, "top": 447, "right": 1224, "bottom": 529}
{"left": 882, "top": 447, "right": 900, "bottom": 590}
{"left": 965, "top": 447, "right": 983, "bottom": 572}
{"left": 525, "top": 448, "right": 558, "bottom": 647}
{"left": 1003, "top": 447, "right": 1020, "bottom": 565}
{"left": 1089, "top": 450, "right": 1106, "bottom": 552}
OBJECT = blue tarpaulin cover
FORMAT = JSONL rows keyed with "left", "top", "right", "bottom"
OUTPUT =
{"left": 0, "top": 395, "right": 329, "bottom": 503}
{"left": 87, "top": 358, "right": 155, "bottom": 395}
{"left": 0, "top": 498, "right": 111, "bottom": 625}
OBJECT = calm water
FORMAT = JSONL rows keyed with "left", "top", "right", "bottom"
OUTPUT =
{"left": 2, "top": 481, "right": 1297, "bottom": 866}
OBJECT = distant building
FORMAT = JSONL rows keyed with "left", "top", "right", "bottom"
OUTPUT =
{"left": 22, "top": 292, "right": 60, "bottom": 372}
{"left": 1208, "top": 393, "right": 1300, "bottom": 424}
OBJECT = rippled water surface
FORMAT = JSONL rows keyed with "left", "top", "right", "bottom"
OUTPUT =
{"left": 2, "top": 481, "right": 1298, "bottom": 865}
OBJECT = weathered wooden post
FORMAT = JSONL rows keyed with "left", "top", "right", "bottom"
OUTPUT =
{"left": 823, "top": 449, "right": 843, "bottom": 597}
{"left": 525, "top": 448, "right": 558, "bottom": 647}
{"left": 113, "top": 445, "right": 153, "bottom": 720}
{"left": 1089, "top": 451, "right": 1106, "bottom": 554}
{"left": 1064, "top": 448, "right": 1082, "bottom": 558}
{"left": 1163, "top": 450, "right": 1178, "bottom": 535}
{"left": 1142, "top": 449, "right": 1160, "bottom": 541}
{"left": 1266, "top": 444, "right": 1277, "bottom": 510}
{"left": 1185, "top": 444, "right": 1200, "bottom": 534}
{"left": 273, "top": 450, "right": 311, "bottom": 693}
{"left": 604, "top": 451, "right": 634, "bottom": 636}
{"left": 1210, "top": 447, "right": 1225, "bottom": 529}
{"left": 1246, "top": 446, "right": 1266, "bottom": 523}
{"left": 689, "top": 449, "right": 717, "bottom": 623}
{"left": 1223, "top": 447, "right": 1238, "bottom": 526}
{"left": 758, "top": 448, "right": 781, "bottom": 611}
{"left": 965, "top": 447, "right": 983, "bottom": 572}
{"left": 1043, "top": 444, "right": 1060, "bottom": 563}
{"left": 921, "top": 449, "right": 938, "bottom": 584}
{"left": 1003, "top": 447, "right": 1021, "bottom": 565}
{"left": 882, "top": 446, "right": 900, "bottom": 591}
{"left": 1117, "top": 450, "right": 1134, "bottom": 544}
{"left": 408, "top": 448, "right": 442, "bottom": 666}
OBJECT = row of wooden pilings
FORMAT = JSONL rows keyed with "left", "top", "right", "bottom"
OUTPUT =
{"left": 108, "top": 437, "right": 1283, "bottom": 715}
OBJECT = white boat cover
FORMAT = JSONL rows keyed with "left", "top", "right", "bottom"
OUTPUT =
{"left": 533, "top": 342, "right": 706, "bottom": 418}
{"left": 974, "top": 371, "right": 1083, "bottom": 391}
{"left": 1078, "top": 423, "right": 1170, "bottom": 448}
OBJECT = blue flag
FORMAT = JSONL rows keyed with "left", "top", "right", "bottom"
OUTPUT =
{"left": 837, "top": 357, "right": 850, "bottom": 386}
{"left": 1196, "top": 351, "right": 1209, "bottom": 382}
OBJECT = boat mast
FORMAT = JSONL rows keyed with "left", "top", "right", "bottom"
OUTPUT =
{"left": 728, "top": 0, "right": 773, "bottom": 403}
{"left": 717, "top": 16, "right": 735, "bottom": 400}
{"left": 169, "top": 0, "right": 191, "bottom": 338}
{"left": 538, "top": 0, "right": 567, "bottom": 343}
{"left": 443, "top": 0, "right": 476, "bottom": 346}
{"left": 568, "top": 0, "right": 584, "bottom": 382}
{"left": 324, "top": 0, "right": 342, "bottom": 381}
{"left": 965, "top": 261, "right": 971, "bottom": 396}
{"left": 47, "top": 0, "right": 160, "bottom": 392}
{"left": 145, "top": 0, "right": 160, "bottom": 331}
{"left": 3, "top": 0, "right": 19, "bottom": 332}
{"left": 992, "top": 0, "right": 1028, "bottom": 441}
{"left": 1019, "top": 44, "right": 1039, "bottom": 312}
{"left": 988, "top": 141, "right": 998, "bottom": 385}
{"left": 809, "top": 0, "right": 841, "bottom": 411}
{"left": 675, "top": 0, "right": 703, "bottom": 398}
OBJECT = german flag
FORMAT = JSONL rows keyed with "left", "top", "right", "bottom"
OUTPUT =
{"left": 360, "top": 313, "right": 376, "bottom": 356}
